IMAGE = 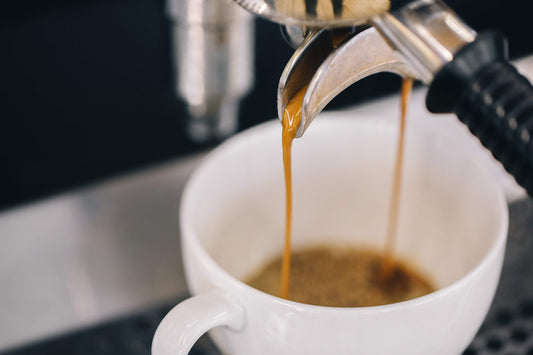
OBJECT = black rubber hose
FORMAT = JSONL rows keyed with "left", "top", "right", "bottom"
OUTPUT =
{"left": 426, "top": 32, "right": 533, "bottom": 195}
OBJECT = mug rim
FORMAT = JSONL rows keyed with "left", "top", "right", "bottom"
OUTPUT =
{"left": 180, "top": 116, "right": 509, "bottom": 314}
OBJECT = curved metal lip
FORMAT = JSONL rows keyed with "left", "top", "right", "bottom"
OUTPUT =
{"left": 296, "top": 27, "right": 420, "bottom": 137}
{"left": 277, "top": 29, "right": 334, "bottom": 122}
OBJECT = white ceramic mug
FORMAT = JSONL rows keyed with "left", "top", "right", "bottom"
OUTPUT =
{"left": 152, "top": 113, "right": 508, "bottom": 355}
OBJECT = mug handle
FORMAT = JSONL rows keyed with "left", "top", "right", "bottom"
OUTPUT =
{"left": 152, "top": 288, "right": 245, "bottom": 355}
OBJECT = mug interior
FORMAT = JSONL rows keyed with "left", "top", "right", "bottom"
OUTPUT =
{"left": 183, "top": 115, "right": 506, "bottom": 293}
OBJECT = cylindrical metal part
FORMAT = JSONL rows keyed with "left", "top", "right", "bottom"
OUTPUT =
{"left": 168, "top": 0, "right": 254, "bottom": 142}
{"left": 373, "top": 0, "right": 476, "bottom": 84}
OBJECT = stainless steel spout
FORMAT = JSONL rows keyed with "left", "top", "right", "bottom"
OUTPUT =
{"left": 371, "top": 0, "right": 476, "bottom": 84}
{"left": 278, "top": 27, "right": 418, "bottom": 137}
{"left": 168, "top": 0, "right": 254, "bottom": 142}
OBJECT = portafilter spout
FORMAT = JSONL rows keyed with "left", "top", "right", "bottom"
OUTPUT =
{"left": 278, "top": 27, "right": 418, "bottom": 138}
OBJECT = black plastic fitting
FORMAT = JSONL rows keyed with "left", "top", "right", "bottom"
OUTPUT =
{"left": 426, "top": 32, "right": 533, "bottom": 195}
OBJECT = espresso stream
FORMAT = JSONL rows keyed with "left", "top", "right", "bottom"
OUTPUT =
{"left": 280, "top": 84, "right": 308, "bottom": 299}
{"left": 248, "top": 78, "right": 434, "bottom": 307}
{"left": 381, "top": 78, "right": 413, "bottom": 280}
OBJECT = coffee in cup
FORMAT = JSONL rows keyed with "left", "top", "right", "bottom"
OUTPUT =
{"left": 247, "top": 245, "right": 435, "bottom": 307}
{"left": 152, "top": 112, "right": 507, "bottom": 355}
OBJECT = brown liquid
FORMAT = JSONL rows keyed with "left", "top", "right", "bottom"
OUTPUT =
{"left": 280, "top": 84, "right": 308, "bottom": 299}
{"left": 278, "top": 78, "right": 416, "bottom": 303}
{"left": 247, "top": 246, "right": 435, "bottom": 307}
{"left": 381, "top": 78, "right": 413, "bottom": 280}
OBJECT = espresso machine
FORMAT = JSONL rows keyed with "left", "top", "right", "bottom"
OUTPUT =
{"left": 167, "top": 0, "right": 533, "bottom": 195}
{"left": 2, "top": 0, "right": 533, "bottom": 354}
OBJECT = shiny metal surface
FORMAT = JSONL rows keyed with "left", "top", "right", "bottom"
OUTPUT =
{"left": 280, "top": 25, "right": 308, "bottom": 49}
{"left": 168, "top": 0, "right": 254, "bottom": 142}
{"left": 279, "top": 27, "right": 418, "bottom": 137}
{"left": 0, "top": 153, "right": 205, "bottom": 350}
{"left": 372, "top": 0, "right": 476, "bottom": 84}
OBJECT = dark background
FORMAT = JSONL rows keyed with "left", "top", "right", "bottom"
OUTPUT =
{"left": 0, "top": 0, "right": 531, "bottom": 211}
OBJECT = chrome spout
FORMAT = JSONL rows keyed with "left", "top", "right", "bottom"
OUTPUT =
{"left": 168, "top": 0, "right": 254, "bottom": 142}
{"left": 279, "top": 28, "right": 418, "bottom": 137}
